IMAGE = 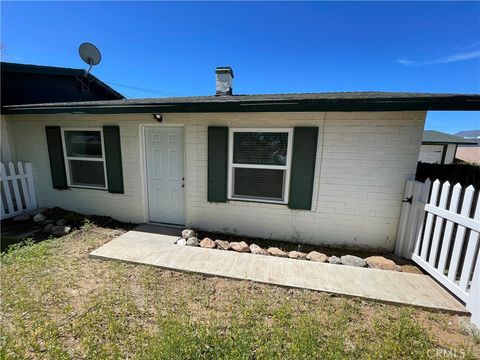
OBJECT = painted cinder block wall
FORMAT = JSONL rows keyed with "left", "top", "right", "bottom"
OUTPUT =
{"left": 6, "top": 111, "right": 426, "bottom": 250}
{"left": 1, "top": 115, "right": 16, "bottom": 163}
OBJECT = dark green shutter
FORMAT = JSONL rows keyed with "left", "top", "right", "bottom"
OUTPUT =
{"left": 103, "top": 126, "right": 124, "bottom": 194}
{"left": 45, "top": 126, "right": 68, "bottom": 189}
{"left": 288, "top": 127, "right": 319, "bottom": 210}
{"left": 208, "top": 126, "right": 228, "bottom": 202}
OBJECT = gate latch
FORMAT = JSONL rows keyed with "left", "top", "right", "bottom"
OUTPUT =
{"left": 402, "top": 196, "right": 412, "bottom": 204}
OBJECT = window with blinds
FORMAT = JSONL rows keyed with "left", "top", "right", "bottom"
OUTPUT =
{"left": 229, "top": 129, "right": 292, "bottom": 203}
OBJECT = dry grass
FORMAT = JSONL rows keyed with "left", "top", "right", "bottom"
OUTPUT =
{"left": 1, "top": 223, "right": 479, "bottom": 359}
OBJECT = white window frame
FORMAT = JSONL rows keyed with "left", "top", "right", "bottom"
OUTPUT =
{"left": 228, "top": 128, "right": 293, "bottom": 204}
{"left": 60, "top": 127, "right": 108, "bottom": 190}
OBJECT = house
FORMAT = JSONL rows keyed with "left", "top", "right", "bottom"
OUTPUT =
{"left": 418, "top": 130, "right": 476, "bottom": 164}
{"left": 2, "top": 67, "right": 480, "bottom": 251}
{"left": 1, "top": 62, "right": 124, "bottom": 106}
{"left": 1, "top": 62, "right": 124, "bottom": 163}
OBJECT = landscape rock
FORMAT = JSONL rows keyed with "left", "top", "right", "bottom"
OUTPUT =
{"left": 13, "top": 213, "right": 31, "bottom": 221}
{"left": 182, "top": 229, "right": 196, "bottom": 239}
{"left": 215, "top": 240, "right": 230, "bottom": 250}
{"left": 229, "top": 241, "right": 250, "bottom": 253}
{"left": 33, "top": 213, "right": 47, "bottom": 223}
{"left": 51, "top": 225, "right": 71, "bottom": 236}
{"left": 176, "top": 238, "right": 186, "bottom": 246}
{"left": 43, "top": 219, "right": 55, "bottom": 225}
{"left": 43, "top": 223, "right": 54, "bottom": 233}
{"left": 267, "top": 247, "right": 288, "bottom": 257}
{"left": 328, "top": 256, "right": 342, "bottom": 264}
{"left": 306, "top": 251, "right": 328, "bottom": 262}
{"left": 249, "top": 244, "right": 269, "bottom": 256}
{"left": 56, "top": 218, "right": 68, "bottom": 226}
{"left": 340, "top": 255, "right": 366, "bottom": 267}
{"left": 186, "top": 237, "right": 199, "bottom": 247}
{"left": 199, "top": 238, "right": 216, "bottom": 249}
{"left": 288, "top": 251, "right": 307, "bottom": 260}
{"left": 365, "top": 256, "right": 401, "bottom": 272}
{"left": 29, "top": 207, "right": 48, "bottom": 216}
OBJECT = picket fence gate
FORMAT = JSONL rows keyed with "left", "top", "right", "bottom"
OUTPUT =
{"left": 395, "top": 178, "right": 479, "bottom": 327}
{"left": 0, "top": 162, "right": 38, "bottom": 220}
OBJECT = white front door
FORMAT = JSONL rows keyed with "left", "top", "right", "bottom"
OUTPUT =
{"left": 145, "top": 127, "right": 185, "bottom": 225}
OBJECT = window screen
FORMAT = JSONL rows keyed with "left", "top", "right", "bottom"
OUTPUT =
{"left": 63, "top": 129, "right": 107, "bottom": 189}
{"left": 233, "top": 132, "right": 288, "bottom": 165}
{"left": 233, "top": 168, "right": 284, "bottom": 200}
{"left": 68, "top": 160, "right": 106, "bottom": 187}
{"left": 64, "top": 131, "right": 102, "bottom": 158}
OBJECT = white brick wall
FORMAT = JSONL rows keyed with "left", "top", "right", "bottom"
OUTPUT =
{"left": 7, "top": 114, "right": 147, "bottom": 223}
{"left": 6, "top": 111, "right": 426, "bottom": 250}
{"left": 1, "top": 115, "right": 16, "bottom": 162}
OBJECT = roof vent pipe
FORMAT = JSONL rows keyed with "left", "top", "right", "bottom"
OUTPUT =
{"left": 215, "top": 67, "right": 234, "bottom": 96}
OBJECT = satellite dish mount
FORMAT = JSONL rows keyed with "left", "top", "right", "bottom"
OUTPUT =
{"left": 78, "top": 42, "right": 102, "bottom": 75}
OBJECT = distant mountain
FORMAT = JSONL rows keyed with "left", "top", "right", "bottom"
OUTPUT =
{"left": 455, "top": 130, "right": 480, "bottom": 139}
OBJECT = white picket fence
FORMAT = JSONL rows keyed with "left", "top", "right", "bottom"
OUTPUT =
{"left": 396, "top": 178, "right": 479, "bottom": 327}
{"left": 0, "top": 162, "right": 37, "bottom": 220}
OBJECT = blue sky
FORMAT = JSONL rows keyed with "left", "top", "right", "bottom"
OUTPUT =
{"left": 1, "top": 1, "right": 479, "bottom": 134}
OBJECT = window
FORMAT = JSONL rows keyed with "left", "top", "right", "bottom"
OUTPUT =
{"left": 61, "top": 128, "right": 107, "bottom": 189}
{"left": 228, "top": 128, "right": 293, "bottom": 203}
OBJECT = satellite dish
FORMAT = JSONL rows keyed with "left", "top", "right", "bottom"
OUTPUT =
{"left": 78, "top": 42, "right": 101, "bottom": 75}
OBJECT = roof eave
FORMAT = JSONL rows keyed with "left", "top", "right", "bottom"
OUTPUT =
{"left": 4, "top": 97, "right": 480, "bottom": 114}
{"left": 422, "top": 141, "right": 478, "bottom": 145}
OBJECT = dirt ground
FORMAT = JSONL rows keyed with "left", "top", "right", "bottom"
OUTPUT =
{"left": 2, "top": 206, "right": 421, "bottom": 272}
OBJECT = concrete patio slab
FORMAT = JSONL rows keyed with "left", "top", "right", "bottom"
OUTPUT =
{"left": 90, "top": 225, "right": 467, "bottom": 313}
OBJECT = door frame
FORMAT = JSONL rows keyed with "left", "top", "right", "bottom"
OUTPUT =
{"left": 140, "top": 124, "right": 187, "bottom": 226}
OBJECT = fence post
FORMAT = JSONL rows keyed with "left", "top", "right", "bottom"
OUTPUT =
{"left": 405, "top": 181, "right": 425, "bottom": 258}
{"left": 0, "top": 162, "right": 14, "bottom": 215}
{"left": 467, "top": 255, "right": 480, "bottom": 328}
{"left": 24, "top": 163, "right": 37, "bottom": 209}
{"left": 395, "top": 180, "right": 414, "bottom": 258}
{"left": 8, "top": 162, "right": 23, "bottom": 212}
{"left": 413, "top": 179, "right": 431, "bottom": 255}
{"left": 17, "top": 161, "right": 31, "bottom": 209}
